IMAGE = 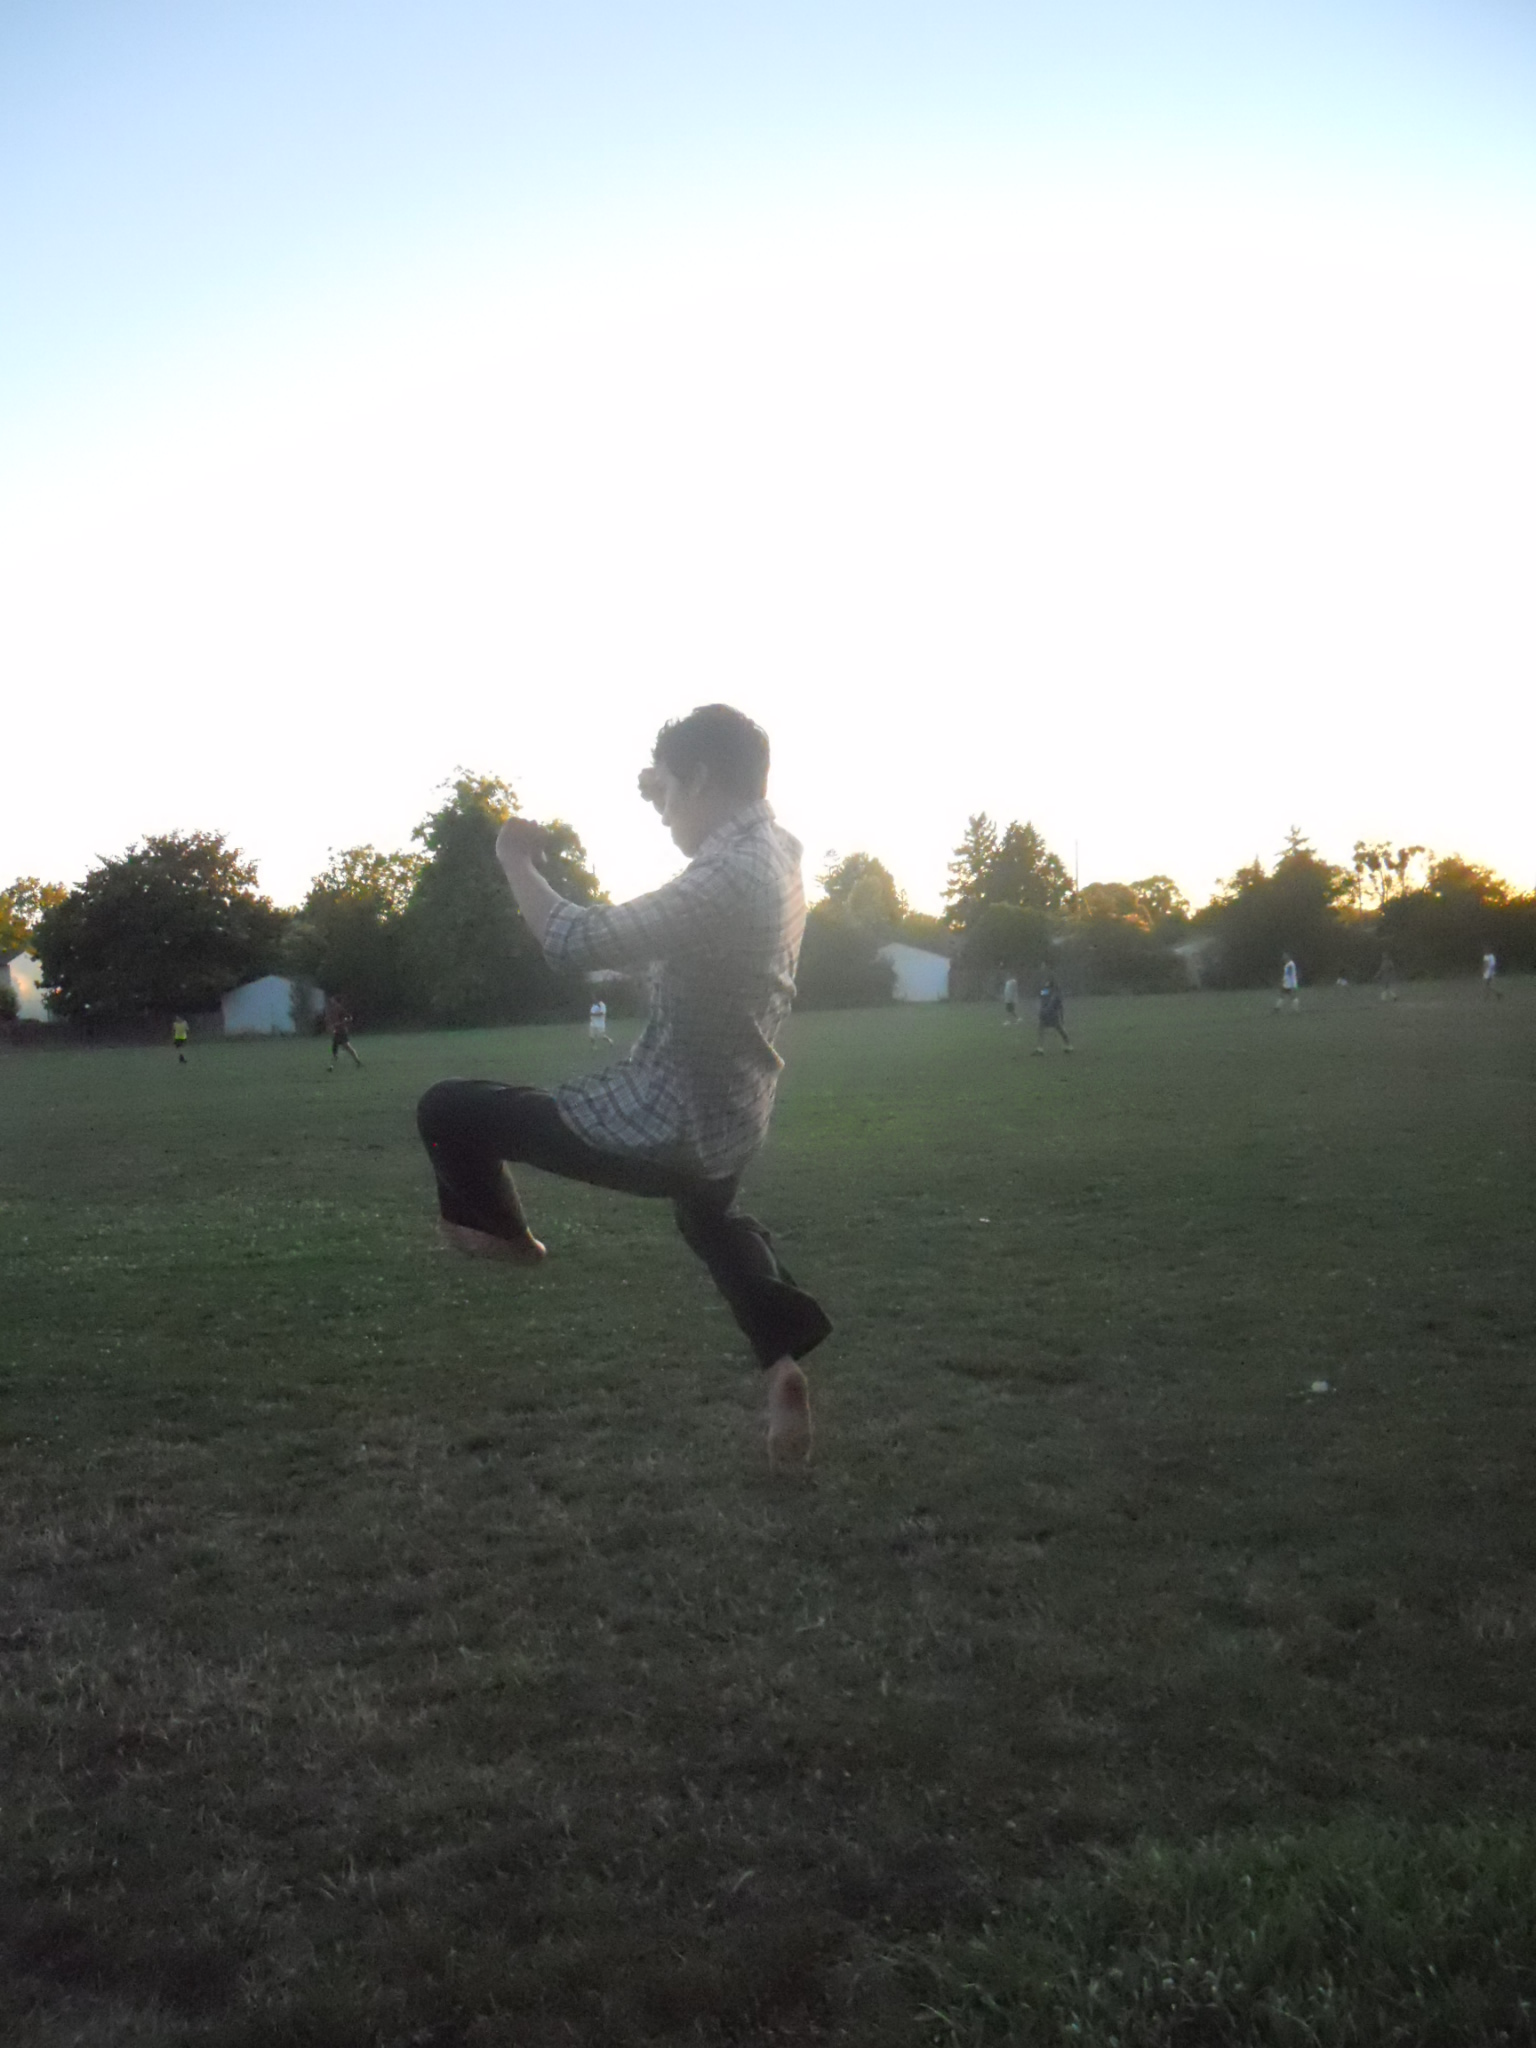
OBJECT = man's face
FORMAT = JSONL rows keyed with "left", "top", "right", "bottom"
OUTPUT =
{"left": 639, "top": 758, "right": 717, "bottom": 856}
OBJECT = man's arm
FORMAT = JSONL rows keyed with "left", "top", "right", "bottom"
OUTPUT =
{"left": 543, "top": 854, "right": 749, "bottom": 972}
{"left": 498, "top": 810, "right": 754, "bottom": 970}
{"left": 495, "top": 819, "right": 566, "bottom": 944}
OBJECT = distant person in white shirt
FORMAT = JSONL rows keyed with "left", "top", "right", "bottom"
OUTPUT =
{"left": 1375, "top": 952, "right": 1398, "bottom": 1003}
{"left": 588, "top": 998, "right": 613, "bottom": 1044}
{"left": 1276, "top": 957, "right": 1300, "bottom": 1012}
{"left": 1482, "top": 951, "right": 1501, "bottom": 1000}
{"left": 1001, "top": 974, "right": 1020, "bottom": 1026}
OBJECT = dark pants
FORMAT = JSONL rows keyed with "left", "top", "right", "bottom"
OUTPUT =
{"left": 416, "top": 1081, "right": 831, "bottom": 1369}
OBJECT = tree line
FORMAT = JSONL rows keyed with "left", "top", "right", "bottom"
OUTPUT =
{"left": 795, "top": 820, "right": 1534, "bottom": 1006}
{"left": 2, "top": 794, "right": 1530, "bottom": 1031}
{"left": 0, "top": 775, "right": 604, "bottom": 1031}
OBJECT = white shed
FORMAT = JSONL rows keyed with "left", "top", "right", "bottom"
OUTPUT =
{"left": 877, "top": 943, "right": 950, "bottom": 1003}
{"left": 221, "top": 975, "right": 321, "bottom": 1036}
{"left": 4, "top": 952, "right": 52, "bottom": 1022}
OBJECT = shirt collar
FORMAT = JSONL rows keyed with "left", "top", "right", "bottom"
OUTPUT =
{"left": 694, "top": 798, "right": 774, "bottom": 860}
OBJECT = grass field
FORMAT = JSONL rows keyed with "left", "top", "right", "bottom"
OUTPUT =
{"left": 2, "top": 987, "right": 1534, "bottom": 2046}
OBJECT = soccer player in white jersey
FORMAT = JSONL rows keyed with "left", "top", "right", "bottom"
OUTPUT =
{"left": 588, "top": 999, "right": 612, "bottom": 1045}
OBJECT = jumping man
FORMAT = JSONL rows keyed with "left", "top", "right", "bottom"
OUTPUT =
{"left": 416, "top": 704, "right": 830, "bottom": 1470}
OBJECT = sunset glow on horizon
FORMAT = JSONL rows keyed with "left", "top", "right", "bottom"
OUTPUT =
{"left": 4, "top": 1, "right": 1533, "bottom": 916}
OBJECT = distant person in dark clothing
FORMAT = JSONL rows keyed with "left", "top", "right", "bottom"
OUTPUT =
{"left": 325, "top": 994, "right": 362, "bottom": 1070}
{"left": 1034, "top": 980, "right": 1072, "bottom": 1055}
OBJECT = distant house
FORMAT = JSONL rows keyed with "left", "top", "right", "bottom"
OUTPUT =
{"left": 4, "top": 952, "right": 52, "bottom": 1022}
{"left": 221, "top": 975, "right": 323, "bottom": 1036}
{"left": 877, "top": 943, "right": 950, "bottom": 1003}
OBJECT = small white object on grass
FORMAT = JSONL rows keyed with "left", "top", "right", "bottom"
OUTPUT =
{"left": 1310, "top": 1379, "right": 1332, "bottom": 1394}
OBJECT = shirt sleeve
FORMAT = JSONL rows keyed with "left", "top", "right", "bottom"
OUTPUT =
{"left": 542, "top": 851, "right": 746, "bottom": 971}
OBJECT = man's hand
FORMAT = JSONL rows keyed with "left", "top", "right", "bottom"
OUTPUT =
{"left": 495, "top": 817, "right": 549, "bottom": 870}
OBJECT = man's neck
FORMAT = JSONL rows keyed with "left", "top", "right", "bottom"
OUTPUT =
{"left": 684, "top": 794, "right": 764, "bottom": 856}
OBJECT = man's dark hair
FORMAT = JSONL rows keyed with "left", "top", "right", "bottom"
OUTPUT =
{"left": 653, "top": 704, "right": 770, "bottom": 803}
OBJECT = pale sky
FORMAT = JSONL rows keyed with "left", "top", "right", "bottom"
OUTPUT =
{"left": 3, "top": 0, "right": 1534, "bottom": 916}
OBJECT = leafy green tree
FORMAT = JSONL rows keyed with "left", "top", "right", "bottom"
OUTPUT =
{"left": 1129, "top": 876, "right": 1190, "bottom": 929}
{"left": 817, "top": 852, "right": 908, "bottom": 932}
{"left": 793, "top": 903, "right": 896, "bottom": 1009}
{"left": 34, "top": 834, "right": 287, "bottom": 1021}
{"left": 943, "top": 814, "right": 1001, "bottom": 929}
{"left": 1351, "top": 842, "right": 1426, "bottom": 913}
{"left": 1424, "top": 855, "right": 1508, "bottom": 907}
{"left": 317, "top": 845, "right": 424, "bottom": 915}
{"left": 961, "top": 900, "right": 1053, "bottom": 976}
{"left": 1071, "top": 878, "right": 1188, "bottom": 931}
{"left": 285, "top": 845, "right": 426, "bottom": 1025}
{"left": 398, "top": 773, "right": 604, "bottom": 1026}
{"left": 943, "top": 813, "right": 1075, "bottom": 994}
{"left": 0, "top": 978, "right": 18, "bottom": 1021}
{"left": 899, "top": 909, "right": 949, "bottom": 952}
{"left": 944, "top": 815, "right": 1073, "bottom": 929}
{"left": 989, "top": 822, "right": 1075, "bottom": 915}
{"left": 1057, "top": 875, "right": 1189, "bottom": 993}
{"left": 0, "top": 877, "right": 68, "bottom": 958}
{"left": 1195, "top": 832, "right": 1355, "bottom": 988}
{"left": 1075, "top": 881, "right": 1145, "bottom": 926}
{"left": 816, "top": 850, "right": 951, "bottom": 974}
{"left": 1379, "top": 854, "right": 1521, "bottom": 977}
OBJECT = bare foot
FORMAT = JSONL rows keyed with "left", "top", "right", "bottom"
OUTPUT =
{"left": 766, "top": 1357, "right": 813, "bottom": 1474}
{"left": 438, "top": 1220, "right": 547, "bottom": 1266}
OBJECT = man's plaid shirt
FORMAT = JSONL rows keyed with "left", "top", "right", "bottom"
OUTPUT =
{"left": 541, "top": 800, "right": 806, "bottom": 1179}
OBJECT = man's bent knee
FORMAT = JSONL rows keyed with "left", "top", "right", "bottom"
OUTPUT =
{"left": 417, "top": 1078, "right": 477, "bottom": 1147}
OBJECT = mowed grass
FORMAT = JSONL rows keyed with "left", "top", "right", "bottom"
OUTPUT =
{"left": 1, "top": 987, "right": 1533, "bottom": 2046}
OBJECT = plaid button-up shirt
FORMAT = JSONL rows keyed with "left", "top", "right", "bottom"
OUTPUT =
{"left": 541, "top": 800, "right": 806, "bottom": 1179}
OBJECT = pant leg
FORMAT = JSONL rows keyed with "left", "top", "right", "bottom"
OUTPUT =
{"left": 417, "top": 1080, "right": 686, "bottom": 1234}
{"left": 417, "top": 1079, "right": 831, "bottom": 1367}
{"left": 673, "top": 1183, "right": 832, "bottom": 1368}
